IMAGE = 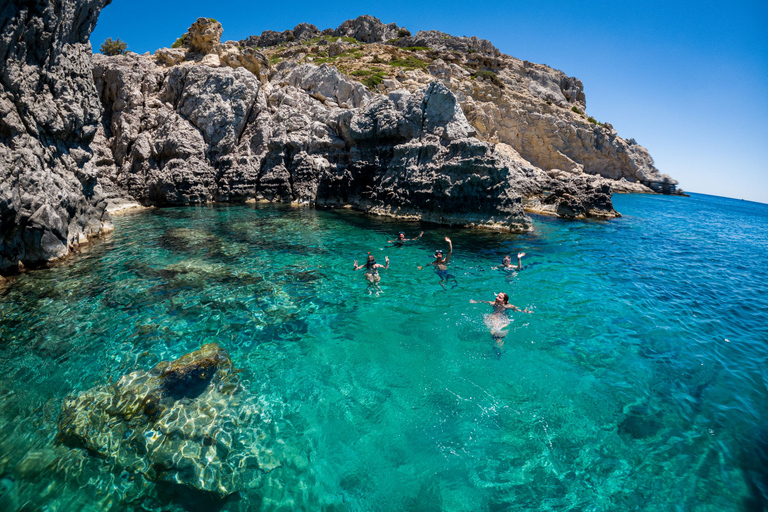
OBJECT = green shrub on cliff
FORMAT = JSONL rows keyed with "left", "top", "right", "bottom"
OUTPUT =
{"left": 571, "top": 106, "right": 583, "bottom": 115}
{"left": 471, "top": 70, "right": 504, "bottom": 89}
{"left": 350, "top": 68, "right": 387, "bottom": 89}
{"left": 388, "top": 55, "right": 428, "bottom": 69}
{"left": 100, "top": 37, "right": 127, "bottom": 56}
{"left": 171, "top": 34, "right": 187, "bottom": 48}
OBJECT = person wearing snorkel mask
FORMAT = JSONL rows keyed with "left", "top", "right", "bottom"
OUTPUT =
{"left": 353, "top": 252, "right": 390, "bottom": 294}
{"left": 417, "top": 237, "right": 456, "bottom": 289}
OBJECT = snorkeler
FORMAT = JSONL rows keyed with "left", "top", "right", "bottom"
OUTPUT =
{"left": 495, "top": 252, "right": 526, "bottom": 271}
{"left": 388, "top": 231, "right": 423, "bottom": 246}
{"left": 353, "top": 253, "right": 390, "bottom": 295}
{"left": 417, "top": 237, "right": 457, "bottom": 289}
{"left": 470, "top": 292, "right": 531, "bottom": 356}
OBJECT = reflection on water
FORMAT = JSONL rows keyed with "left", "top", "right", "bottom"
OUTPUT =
{"left": 0, "top": 196, "right": 767, "bottom": 511}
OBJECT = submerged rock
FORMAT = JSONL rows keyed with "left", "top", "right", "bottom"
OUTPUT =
{"left": 57, "top": 343, "right": 264, "bottom": 497}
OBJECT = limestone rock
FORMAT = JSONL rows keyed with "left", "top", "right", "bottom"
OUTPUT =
{"left": 0, "top": 0, "right": 113, "bottom": 273}
{"left": 57, "top": 343, "right": 265, "bottom": 497}
{"left": 334, "top": 15, "right": 402, "bottom": 43}
{"left": 396, "top": 30, "right": 500, "bottom": 56}
{"left": 282, "top": 64, "right": 371, "bottom": 109}
{"left": 153, "top": 47, "right": 186, "bottom": 66}
{"left": 185, "top": 17, "right": 223, "bottom": 54}
{"left": 540, "top": 174, "right": 620, "bottom": 219}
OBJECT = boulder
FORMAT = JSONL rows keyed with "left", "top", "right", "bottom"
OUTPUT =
{"left": 185, "top": 17, "right": 223, "bottom": 54}
{"left": 57, "top": 343, "right": 264, "bottom": 497}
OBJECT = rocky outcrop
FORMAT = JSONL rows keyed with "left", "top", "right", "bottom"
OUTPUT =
{"left": 57, "top": 343, "right": 267, "bottom": 497}
{"left": 333, "top": 15, "right": 404, "bottom": 43}
{"left": 0, "top": 0, "right": 114, "bottom": 273}
{"left": 526, "top": 174, "right": 620, "bottom": 219}
{"left": 155, "top": 18, "right": 270, "bottom": 82}
{"left": 90, "top": 53, "right": 544, "bottom": 230}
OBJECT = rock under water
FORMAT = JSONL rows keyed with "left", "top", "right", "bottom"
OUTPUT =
{"left": 57, "top": 343, "right": 267, "bottom": 497}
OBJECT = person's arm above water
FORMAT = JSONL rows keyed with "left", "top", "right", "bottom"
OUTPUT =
{"left": 376, "top": 256, "right": 390, "bottom": 270}
{"left": 469, "top": 299, "right": 493, "bottom": 305}
{"left": 412, "top": 231, "right": 424, "bottom": 241}
{"left": 516, "top": 252, "right": 526, "bottom": 271}
{"left": 443, "top": 237, "right": 453, "bottom": 263}
{"left": 505, "top": 303, "right": 532, "bottom": 313}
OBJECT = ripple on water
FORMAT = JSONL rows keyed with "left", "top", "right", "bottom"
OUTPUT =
{"left": 0, "top": 196, "right": 766, "bottom": 510}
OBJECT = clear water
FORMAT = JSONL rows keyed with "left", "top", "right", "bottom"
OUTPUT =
{"left": 0, "top": 193, "right": 767, "bottom": 511}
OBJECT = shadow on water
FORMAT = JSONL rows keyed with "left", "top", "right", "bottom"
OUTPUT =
{"left": 151, "top": 481, "right": 243, "bottom": 512}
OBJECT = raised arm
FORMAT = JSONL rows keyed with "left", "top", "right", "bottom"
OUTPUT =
{"left": 516, "top": 252, "right": 525, "bottom": 271}
{"left": 412, "top": 231, "right": 424, "bottom": 241}
{"left": 443, "top": 237, "right": 453, "bottom": 263}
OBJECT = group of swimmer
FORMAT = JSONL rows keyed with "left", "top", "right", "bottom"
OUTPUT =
{"left": 353, "top": 230, "right": 532, "bottom": 356}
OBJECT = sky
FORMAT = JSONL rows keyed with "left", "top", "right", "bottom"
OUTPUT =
{"left": 90, "top": 0, "right": 768, "bottom": 204}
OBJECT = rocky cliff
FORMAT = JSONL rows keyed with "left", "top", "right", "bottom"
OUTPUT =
{"left": 0, "top": 9, "right": 679, "bottom": 273}
{"left": 0, "top": 0, "right": 114, "bottom": 273}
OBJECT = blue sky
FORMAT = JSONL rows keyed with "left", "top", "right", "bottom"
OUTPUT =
{"left": 90, "top": 0, "right": 768, "bottom": 203}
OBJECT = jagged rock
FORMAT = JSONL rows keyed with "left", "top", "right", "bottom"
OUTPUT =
{"left": 328, "top": 39, "right": 346, "bottom": 58}
{"left": 334, "top": 15, "right": 402, "bottom": 43}
{"left": 0, "top": 0, "right": 113, "bottom": 273}
{"left": 240, "top": 23, "right": 319, "bottom": 48}
{"left": 185, "top": 17, "right": 223, "bottom": 54}
{"left": 283, "top": 64, "right": 371, "bottom": 109}
{"left": 293, "top": 23, "right": 321, "bottom": 41}
{"left": 57, "top": 343, "right": 264, "bottom": 497}
{"left": 153, "top": 47, "right": 187, "bottom": 66}
{"left": 539, "top": 174, "right": 619, "bottom": 219}
{"left": 395, "top": 30, "right": 500, "bottom": 56}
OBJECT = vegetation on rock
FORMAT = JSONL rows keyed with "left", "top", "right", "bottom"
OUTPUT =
{"left": 100, "top": 37, "right": 127, "bottom": 55}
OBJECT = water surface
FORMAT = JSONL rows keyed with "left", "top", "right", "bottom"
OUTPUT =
{"left": 0, "top": 193, "right": 766, "bottom": 511}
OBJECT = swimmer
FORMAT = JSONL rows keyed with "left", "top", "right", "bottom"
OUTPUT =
{"left": 417, "top": 237, "right": 457, "bottom": 289}
{"left": 494, "top": 252, "right": 526, "bottom": 271}
{"left": 353, "top": 253, "right": 390, "bottom": 295}
{"left": 388, "top": 231, "right": 423, "bottom": 246}
{"left": 470, "top": 292, "right": 531, "bottom": 356}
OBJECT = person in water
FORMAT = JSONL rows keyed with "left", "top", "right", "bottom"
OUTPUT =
{"left": 417, "top": 237, "right": 456, "bottom": 289}
{"left": 495, "top": 252, "right": 526, "bottom": 271}
{"left": 388, "top": 231, "right": 423, "bottom": 246}
{"left": 470, "top": 292, "right": 531, "bottom": 355}
{"left": 353, "top": 253, "right": 390, "bottom": 294}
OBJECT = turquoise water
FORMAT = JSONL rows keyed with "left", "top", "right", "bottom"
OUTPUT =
{"left": 0, "top": 193, "right": 767, "bottom": 511}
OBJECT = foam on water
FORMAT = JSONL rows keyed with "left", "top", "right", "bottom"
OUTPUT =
{"left": 0, "top": 194, "right": 766, "bottom": 511}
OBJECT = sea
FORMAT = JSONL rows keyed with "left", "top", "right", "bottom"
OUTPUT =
{"left": 0, "top": 192, "right": 766, "bottom": 511}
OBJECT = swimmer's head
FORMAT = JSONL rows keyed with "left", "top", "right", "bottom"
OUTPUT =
{"left": 367, "top": 253, "right": 375, "bottom": 262}
{"left": 398, "top": 232, "right": 406, "bottom": 240}
{"left": 495, "top": 292, "right": 509, "bottom": 304}
{"left": 434, "top": 249, "right": 443, "bottom": 258}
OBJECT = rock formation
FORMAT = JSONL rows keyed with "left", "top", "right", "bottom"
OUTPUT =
{"left": 57, "top": 343, "right": 267, "bottom": 497}
{"left": 90, "top": 49, "right": 544, "bottom": 231}
{"left": 0, "top": 0, "right": 114, "bottom": 273}
{"left": 1, "top": 8, "right": 679, "bottom": 272}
